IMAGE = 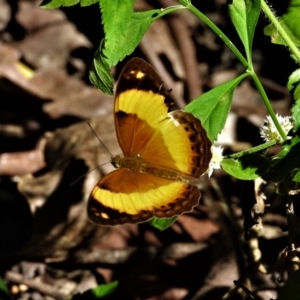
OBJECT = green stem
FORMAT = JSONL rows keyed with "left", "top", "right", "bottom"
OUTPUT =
{"left": 156, "top": 5, "right": 187, "bottom": 17}
{"left": 249, "top": 70, "right": 287, "bottom": 141}
{"left": 229, "top": 140, "right": 277, "bottom": 159}
{"left": 260, "top": 0, "right": 300, "bottom": 63}
{"left": 187, "top": 4, "right": 248, "bottom": 68}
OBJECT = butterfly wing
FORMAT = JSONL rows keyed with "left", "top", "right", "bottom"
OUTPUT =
{"left": 115, "top": 58, "right": 212, "bottom": 178}
{"left": 88, "top": 168, "right": 200, "bottom": 225}
{"left": 115, "top": 58, "right": 170, "bottom": 156}
{"left": 88, "top": 58, "right": 212, "bottom": 225}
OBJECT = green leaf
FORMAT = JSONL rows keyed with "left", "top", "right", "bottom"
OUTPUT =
{"left": 0, "top": 277, "right": 11, "bottom": 300}
{"left": 92, "top": 281, "right": 118, "bottom": 298}
{"left": 221, "top": 154, "right": 270, "bottom": 180}
{"left": 80, "top": 0, "right": 98, "bottom": 6}
{"left": 287, "top": 69, "right": 300, "bottom": 93}
{"left": 263, "top": 136, "right": 300, "bottom": 182}
{"left": 264, "top": 0, "right": 300, "bottom": 47}
{"left": 72, "top": 281, "right": 118, "bottom": 299}
{"left": 89, "top": 40, "right": 114, "bottom": 95}
{"left": 277, "top": 269, "right": 300, "bottom": 300}
{"left": 291, "top": 99, "right": 300, "bottom": 132}
{"left": 101, "top": 0, "right": 163, "bottom": 66}
{"left": 293, "top": 169, "right": 300, "bottom": 182}
{"left": 148, "top": 216, "right": 178, "bottom": 231}
{"left": 100, "top": 0, "right": 134, "bottom": 52}
{"left": 40, "top": 0, "right": 78, "bottom": 8}
{"left": 228, "top": 0, "right": 260, "bottom": 63}
{"left": 91, "top": 0, "right": 168, "bottom": 94}
{"left": 185, "top": 73, "right": 248, "bottom": 141}
{"left": 40, "top": 0, "right": 97, "bottom": 8}
{"left": 289, "top": 69, "right": 300, "bottom": 130}
{"left": 264, "top": 23, "right": 300, "bottom": 47}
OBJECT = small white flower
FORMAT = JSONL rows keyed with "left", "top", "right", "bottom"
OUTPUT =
{"left": 208, "top": 145, "right": 224, "bottom": 177}
{"left": 260, "top": 114, "right": 293, "bottom": 143}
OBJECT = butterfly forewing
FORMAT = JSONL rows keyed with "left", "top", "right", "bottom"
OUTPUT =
{"left": 114, "top": 58, "right": 172, "bottom": 157}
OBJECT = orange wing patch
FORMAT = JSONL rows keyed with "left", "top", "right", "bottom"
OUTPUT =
{"left": 88, "top": 58, "right": 212, "bottom": 226}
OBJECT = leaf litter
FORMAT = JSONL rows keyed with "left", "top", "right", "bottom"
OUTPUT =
{"left": 0, "top": 0, "right": 295, "bottom": 299}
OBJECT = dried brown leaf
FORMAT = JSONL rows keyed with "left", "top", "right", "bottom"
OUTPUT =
{"left": 15, "top": 1, "right": 92, "bottom": 70}
{"left": 17, "top": 116, "right": 118, "bottom": 260}
{"left": 0, "top": 43, "right": 112, "bottom": 119}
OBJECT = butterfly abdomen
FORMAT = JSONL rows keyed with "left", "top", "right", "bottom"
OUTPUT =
{"left": 112, "top": 155, "right": 191, "bottom": 183}
{"left": 139, "top": 162, "right": 190, "bottom": 183}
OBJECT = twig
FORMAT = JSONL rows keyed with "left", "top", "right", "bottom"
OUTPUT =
{"left": 5, "top": 271, "right": 68, "bottom": 300}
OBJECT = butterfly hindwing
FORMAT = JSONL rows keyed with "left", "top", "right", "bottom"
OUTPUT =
{"left": 88, "top": 169, "right": 200, "bottom": 225}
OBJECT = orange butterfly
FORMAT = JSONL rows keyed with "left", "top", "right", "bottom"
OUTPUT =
{"left": 88, "top": 58, "right": 212, "bottom": 225}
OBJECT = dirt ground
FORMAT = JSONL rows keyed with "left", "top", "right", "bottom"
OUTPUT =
{"left": 0, "top": 0, "right": 297, "bottom": 299}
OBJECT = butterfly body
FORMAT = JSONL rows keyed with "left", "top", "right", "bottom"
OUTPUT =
{"left": 112, "top": 153, "right": 192, "bottom": 183}
{"left": 88, "top": 58, "right": 212, "bottom": 226}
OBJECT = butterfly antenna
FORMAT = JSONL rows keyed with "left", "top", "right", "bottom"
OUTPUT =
{"left": 87, "top": 122, "right": 113, "bottom": 157}
{"left": 70, "top": 162, "right": 110, "bottom": 186}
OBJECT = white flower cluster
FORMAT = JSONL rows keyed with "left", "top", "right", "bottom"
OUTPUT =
{"left": 208, "top": 145, "right": 224, "bottom": 177}
{"left": 207, "top": 114, "right": 293, "bottom": 177}
{"left": 260, "top": 114, "right": 293, "bottom": 143}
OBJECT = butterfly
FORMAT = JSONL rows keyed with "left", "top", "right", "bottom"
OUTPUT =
{"left": 87, "top": 58, "right": 212, "bottom": 226}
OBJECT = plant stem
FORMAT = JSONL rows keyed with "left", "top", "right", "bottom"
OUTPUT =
{"left": 187, "top": 4, "right": 248, "bottom": 69}
{"left": 250, "top": 70, "right": 287, "bottom": 141}
{"left": 229, "top": 140, "right": 277, "bottom": 159}
{"left": 260, "top": 0, "right": 300, "bottom": 63}
{"left": 156, "top": 5, "right": 187, "bottom": 17}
